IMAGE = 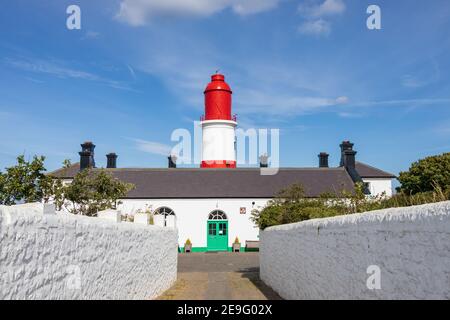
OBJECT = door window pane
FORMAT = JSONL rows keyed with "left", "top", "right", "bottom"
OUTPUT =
{"left": 219, "top": 223, "right": 227, "bottom": 236}
{"left": 208, "top": 223, "right": 216, "bottom": 236}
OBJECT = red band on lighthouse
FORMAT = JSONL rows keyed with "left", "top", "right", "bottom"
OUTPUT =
{"left": 201, "top": 74, "right": 237, "bottom": 169}
{"left": 204, "top": 74, "right": 232, "bottom": 121}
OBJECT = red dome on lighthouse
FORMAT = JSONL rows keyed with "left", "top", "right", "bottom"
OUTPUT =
{"left": 204, "top": 74, "right": 233, "bottom": 121}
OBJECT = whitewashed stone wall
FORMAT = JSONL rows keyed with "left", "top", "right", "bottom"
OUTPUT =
{"left": 260, "top": 201, "right": 450, "bottom": 300}
{"left": 0, "top": 203, "right": 177, "bottom": 300}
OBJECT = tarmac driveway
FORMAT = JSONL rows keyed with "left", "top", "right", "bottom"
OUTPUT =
{"left": 157, "top": 252, "right": 281, "bottom": 300}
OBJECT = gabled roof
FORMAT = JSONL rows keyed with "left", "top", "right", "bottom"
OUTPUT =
{"left": 50, "top": 167, "right": 356, "bottom": 199}
{"left": 49, "top": 163, "right": 81, "bottom": 179}
{"left": 355, "top": 162, "right": 396, "bottom": 178}
{"left": 49, "top": 163, "right": 395, "bottom": 198}
{"left": 111, "top": 167, "right": 356, "bottom": 199}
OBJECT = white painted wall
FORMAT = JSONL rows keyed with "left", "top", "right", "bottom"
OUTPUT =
{"left": 118, "top": 198, "right": 269, "bottom": 249}
{"left": 202, "top": 120, "right": 237, "bottom": 162}
{"left": 363, "top": 178, "right": 393, "bottom": 197}
{"left": 0, "top": 203, "right": 178, "bottom": 300}
{"left": 260, "top": 201, "right": 450, "bottom": 300}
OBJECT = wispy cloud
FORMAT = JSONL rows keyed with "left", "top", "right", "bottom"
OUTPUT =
{"left": 116, "top": 0, "right": 282, "bottom": 26}
{"left": 298, "top": 0, "right": 345, "bottom": 17}
{"left": 298, "top": 19, "right": 331, "bottom": 36}
{"left": 82, "top": 31, "right": 101, "bottom": 40}
{"left": 3, "top": 57, "right": 134, "bottom": 91}
{"left": 133, "top": 138, "right": 172, "bottom": 156}
{"left": 127, "top": 64, "right": 137, "bottom": 80}
{"left": 433, "top": 119, "right": 450, "bottom": 136}
{"left": 298, "top": 0, "right": 346, "bottom": 36}
{"left": 354, "top": 98, "right": 450, "bottom": 107}
{"left": 24, "top": 77, "right": 45, "bottom": 84}
{"left": 135, "top": 43, "right": 350, "bottom": 118}
{"left": 338, "top": 112, "right": 363, "bottom": 118}
{"left": 401, "top": 61, "right": 440, "bottom": 88}
{"left": 235, "top": 90, "right": 348, "bottom": 116}
{"left": 401, "top": 75, "right": 425, "bottom": 88}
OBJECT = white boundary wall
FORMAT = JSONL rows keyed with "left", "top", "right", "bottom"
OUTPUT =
{"left": 0, "top": 203, "right": 177, "bottom": 300}
{"left": 260, "top": 201, "right": 450, "bottom": 300}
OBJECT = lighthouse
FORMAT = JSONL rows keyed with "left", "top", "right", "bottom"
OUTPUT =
{"left": 200, "top": 74, "right": 237, "bottom": 168}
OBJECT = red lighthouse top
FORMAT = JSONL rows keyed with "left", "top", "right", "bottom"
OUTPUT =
{"left": 203, "top": 74, "right": 234, "bottom": 121}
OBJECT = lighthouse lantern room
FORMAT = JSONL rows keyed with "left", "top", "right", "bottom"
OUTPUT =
{"left": 201, "top": 74, "right": 237, "bottom": 168}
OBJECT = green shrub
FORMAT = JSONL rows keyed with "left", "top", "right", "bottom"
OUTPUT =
{"left": 252, "top": 183, "right": 450, "bottom": 230}
{"left": 398, "top": 152, "right": 450, "bottom": 194}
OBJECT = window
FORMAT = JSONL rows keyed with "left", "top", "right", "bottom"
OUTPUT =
{"left": 154, "top": 207, "right": 175, "bottom": 227}
{"left": 208, "top": 210, "right": 227, "bottom": 220}
{"left": 218, "top": 222, "right": 227, "bottom": 236}
{"left": 208, "top": 223, "right": 217, "bottom": 235}
{"left": 364, "top": 182, "right": 372, "bottom": 194}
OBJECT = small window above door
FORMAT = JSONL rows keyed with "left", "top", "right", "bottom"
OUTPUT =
{"left": 208, "top": 210, "right": 227, "bottom": 220}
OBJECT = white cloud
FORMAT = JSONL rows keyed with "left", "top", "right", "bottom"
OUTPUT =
{"left": 116, "top": 0, "right": 282, "bottom": 26}
{"left": 298, "top": 19, "right": 330, "bottom": 36}
{"left": 299, "top": 0, "right": 345, "bottom": 18}
{"left": 134, "top": 138, "right": 173, "bottom": 156}
{"left": 335, "top": 96, "right": 349, "bottom": 104}
{"left": 338, "top": 112, "right": 362, "bottom": 118}
{"left": 355, "top": 98, "right": 450, "bottom": 107}
{"left": 127, "top": 64, "right": 137, "bottom": 80}
{"left": 297, "top": 0, "right": 346, "bottom": 36}
{"left": 235, "top": 88, "right": 347, "bottom": 116}
{"left": 232, "top": 0, "right": 281, "bottom": 15}
{"left": 4, "top": 57, "right": 133, "bottom": 91}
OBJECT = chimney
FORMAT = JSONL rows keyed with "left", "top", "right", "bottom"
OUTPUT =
{"left": 339, "top": 141, "right": 354, "bottom": 166}
{"left": 318, "top": 152, "right": 329, "bottom": 168}
{"left": 259, "top": 154, "right": 268, "bottom": 168}
{"left": 342, "top": 149, "right": 356, "bottom": 168}
{"left": 168, "top": 155, "right": 177, "bottom": 168}
{"left": 106, "top": 153, "right": 117, "bottom": 169}
{"left": 79, "top": 141, "right": 96, "bottom": 170}
{"left": 339, "top": 141, "right": 369, "bottom": 194}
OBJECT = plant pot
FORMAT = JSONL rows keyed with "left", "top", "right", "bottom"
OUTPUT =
{"left": 184, "top": 244, "right": 192, "bottom": 253}
{"left": 232, "top": 243, "right": 241, "bottom": 252}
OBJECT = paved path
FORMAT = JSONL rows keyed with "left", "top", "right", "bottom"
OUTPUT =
{"left": 157, "top": 252, "right": 281, "bottom": 300}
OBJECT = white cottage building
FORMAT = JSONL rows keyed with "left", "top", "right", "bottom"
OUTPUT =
{"left": 51, "top": 74, "right": 395, "bottom": 252}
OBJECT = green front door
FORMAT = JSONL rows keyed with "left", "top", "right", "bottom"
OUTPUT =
{"left": 207, "top": 220, "right": 228, "bottom": 251}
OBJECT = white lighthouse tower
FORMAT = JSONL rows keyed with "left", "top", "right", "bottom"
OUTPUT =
{"left": 201, "top": 74, "right": 237, "bottom": 168}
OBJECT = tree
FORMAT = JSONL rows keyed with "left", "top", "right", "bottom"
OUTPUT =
{"left": 64, "top": 169, "right": 134, "bottom": 216}
{"left": 398, "top": 152, "right": 450, "bottom": 194}
{"left": 0, "top": 155, "right": 52, "bottom": 205}
{"left": 0, "top": 155, "right": 134, "bottom": 216}
{"left": 62, "top": 159, "right": 72, "bottom": 169}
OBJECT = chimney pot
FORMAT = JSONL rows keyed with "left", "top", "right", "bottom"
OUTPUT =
{"left": 340, "top": 140, "right": 354, "bottom": 166}
{"left": 259, "top": 154, "right": 268, "bottom": 168}
{"left": 106, "top": 153, "right": 118, "bottom": 169}
{"left": 79, "top": 141, "right": 96, "bottom": 170}
{"left": 318, "top": 152, "right": 329, "bottom": 168}
{"left": 168, "top": 155, "right": 177, "bottom": 168}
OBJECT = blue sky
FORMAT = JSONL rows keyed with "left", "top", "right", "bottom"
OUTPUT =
{"left": 0, "top": 0, "right": 449, "bottom": 176}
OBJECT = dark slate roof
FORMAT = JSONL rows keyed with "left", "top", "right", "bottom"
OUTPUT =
{"left": 112, "top": 168, "right": 356, "bottom": 198}
{"left": 49, "top": 162, "right": 395, "bottom": 198}
{"left": 50, "top": 166, "right": 356, "bottom": 198}
{"left": 355, "top": 162, "right": 396, "bottom": 178}
{"left": 49, "top": 163, "right": 81, "bottom": 179}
